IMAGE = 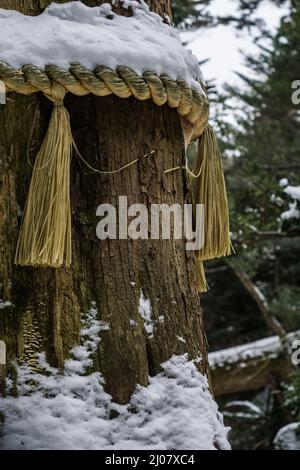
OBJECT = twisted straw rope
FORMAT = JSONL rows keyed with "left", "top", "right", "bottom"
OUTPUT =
{"left": 1, "top": 61, "right": 216, "bottom": 287}
{"left": 0, "top": 62, "right": 210, "bottom": 141}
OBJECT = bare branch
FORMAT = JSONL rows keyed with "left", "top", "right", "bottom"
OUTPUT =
{"left": 227, "top": 261, "right": 286, "bottom": 337}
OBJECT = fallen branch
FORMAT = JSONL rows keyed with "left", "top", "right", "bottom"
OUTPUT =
{"left": 209, "top": 331, "right": 300, "bottom": 397}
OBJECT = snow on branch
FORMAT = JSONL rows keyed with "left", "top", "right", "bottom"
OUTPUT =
{"left": 280, "top": 181, "right": 300, "bottom": 221}
{"left": 209, "top": 330, "right": 300, "bottom": 370}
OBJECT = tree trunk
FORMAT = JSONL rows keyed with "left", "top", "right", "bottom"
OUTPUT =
{"left": 0, "top": 0, "right": 209, "bottom": 404}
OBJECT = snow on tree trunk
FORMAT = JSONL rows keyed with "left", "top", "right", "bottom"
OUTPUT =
{"left": 0, "top": 0, "right": 209, "bottom": 408}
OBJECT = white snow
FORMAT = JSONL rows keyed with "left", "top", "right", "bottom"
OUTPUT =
{"left": 284, "top": 185, "right": 300, "bottom": 202}
{"left": 253, "top": 285, "right": 268, "bottom": 309}
{"left": 0, "top": 305, "right": 230, "bottom": 450}
{"left": 279, "top": 178, "right": 289, "bottom": 187}
{"left": 193, "top": 356, "right": 202, "bottom": 364}
{"left": 270, "top": 194, "right": 284, "bottom": 205}
{"left": 138, "top": 290, "right": 154, "bottom": 338}
{"left": 280, "top": 184, "right": 300, "bottom": 220}
{"left": 0, "top": 299, "right": 12, "bottom": 309}
{"left": 176, "top": 336, "right": 186, "bottom": 344}
{"left": 209, "top": 336, "right": 281, "bottom": 369}
{"left": 0, "top": 1, "right": 204, "bottom": 91}
{"left": 274, "top": 422, "right": 300, "bottom": 450}
{"left": 281, "top": 202, "right": 300, "bottom": 221}
{"left": 209, "top": 331, "right": 300, "bottom": 369}
{"left": 223, "top": 401, "right": 263, "bottom": 420}
{"left": 0, "top": 340, "right": 5, "bottom": 365}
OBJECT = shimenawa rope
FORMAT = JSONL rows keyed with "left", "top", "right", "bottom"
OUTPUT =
{"left": 0, "top": 62, "right": 232, "bottom": 292}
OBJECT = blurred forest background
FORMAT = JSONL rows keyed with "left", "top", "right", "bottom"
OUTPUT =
{"left": 173, "top": 0, "right": 300, "bottom": 450}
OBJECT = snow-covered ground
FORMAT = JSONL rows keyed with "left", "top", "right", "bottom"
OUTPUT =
{"left": 0, "top": 304, "right": 230, "bottom": 450}
{"left": 274, "top": 423, "right": 300, "bottom": 450}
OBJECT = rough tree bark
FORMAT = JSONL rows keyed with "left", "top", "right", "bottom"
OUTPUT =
{"left": 0, "top": 0, "right": 209, "bottom": 404}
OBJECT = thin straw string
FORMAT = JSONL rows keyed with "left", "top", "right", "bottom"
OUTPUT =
{"left": 164, "top": 158, "right": 205, "bottom": 179}
{"left": 164, "top": 121, "right": 208, "bottom": 179}
{"left": 26, "top": 106, "right": 155, "bottom": 175}
{"left": 72, "top": 140, "right": 155, "bottom": 175}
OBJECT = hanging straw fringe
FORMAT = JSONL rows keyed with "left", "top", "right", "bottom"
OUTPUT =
{"left": 0, "top": 63, "right": 209, "bottom": 270}
{"left": 191, "top": 124, "right": 232, "bottom": 263}
{"left": 195, "top": 260, "right": 209, "bottom": 293}
{"left": 15, "top": 91, "right": 156, "bottom": 267}
{"left": 176, "top": 121, "right": 233, "bottom": 293}
{"left": 2, "top": 62, "right": 232, "bottom": 280}
{"left": 15, "top": 84, "right": 72, "bottom": 267}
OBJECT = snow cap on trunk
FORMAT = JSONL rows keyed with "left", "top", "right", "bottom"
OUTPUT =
{"left": 0, "top": 1, "right": 205, "bottom": 90}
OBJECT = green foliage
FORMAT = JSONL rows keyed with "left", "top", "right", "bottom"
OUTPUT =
{"left": 219, "top": 1, "right": 300, "bottom": 294}
{"left": 283, "top": 374, "right": 300, "bottom": 418}
{"left": 172, "top": 0, "right": 289, "bottom": 30}
{"left": 271, "top": 286, "right": 300, "bottom": 331}
{"left": 172, "top": 0, "right": 212, "bottom": 29}
{"left": 39, "top": 0, "right": 51, "bottom": 8}
{"left": 203, "top": 3, "right": 300, "bottom": 396}
{"left": 183, "top": 0, "right": 300, "bottom": 450}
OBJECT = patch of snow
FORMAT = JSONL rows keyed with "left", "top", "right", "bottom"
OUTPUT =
{"left": 223, "top": 411, "right": 260, "bottom": 420}
{"left": 253, "top": 285, "right": 268, "bottom": 309}
{"left": 0, "top": 340, "right": 5, "bottom": 365}
{"left": 280, "top": 184, "right": 300, "bottom": 220}
{"left": 193, "top": 356, "right": 202, "bottom": 364}
{"left": 270, "top": 194, "right": 283, "bottom": 205}
{"left": 284, "top": 185, "right": 300, "bottom": 202}
{"left": 0, "top": 299, "right": 12, "bottom": 309}
{"left": 223, "top": 401, "right": 263, "bottom": 420}
{"left": 274, "top": 422, "right": 300, "bottom": 450}
{"left": 0, "top": 305, "right": 230, "bottom": 450}
{"left": 177, "top": 336, "right": 186, "bottom": 344}
{"left": 138, "top": 290, "right": 154, "bottom": 338}
{"left": 279, "top": 178, "right": 289, "bottom": 187}
{"left": 158, "top": 315, "right": 165, "bottom": 323}
{"left": 281, "top": 202, "right": 300, "bottom": 221}
{"left": 209, "top": 331, "right": 300, "bottom": 369}
{"left": 129, "top": 319, "right": 137, "bottom": 326}
{"left": 224, "top": 148, "right": 241, "bottom": 159}
{"left": 0, "top": 1, "right": 204, "bottom": 91}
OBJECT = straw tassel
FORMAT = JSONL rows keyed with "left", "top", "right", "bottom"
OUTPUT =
{"left": 15, "top": 84, "right": 72, "bottom": 268}
{"left": 195, "top": 260, "right": 209, "bottom": 293}
{"left": 191, "top": 124, "right": 232, "bottom": 263}
{"left": 183, "top": 123, "right": 232, "bottom": 293}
